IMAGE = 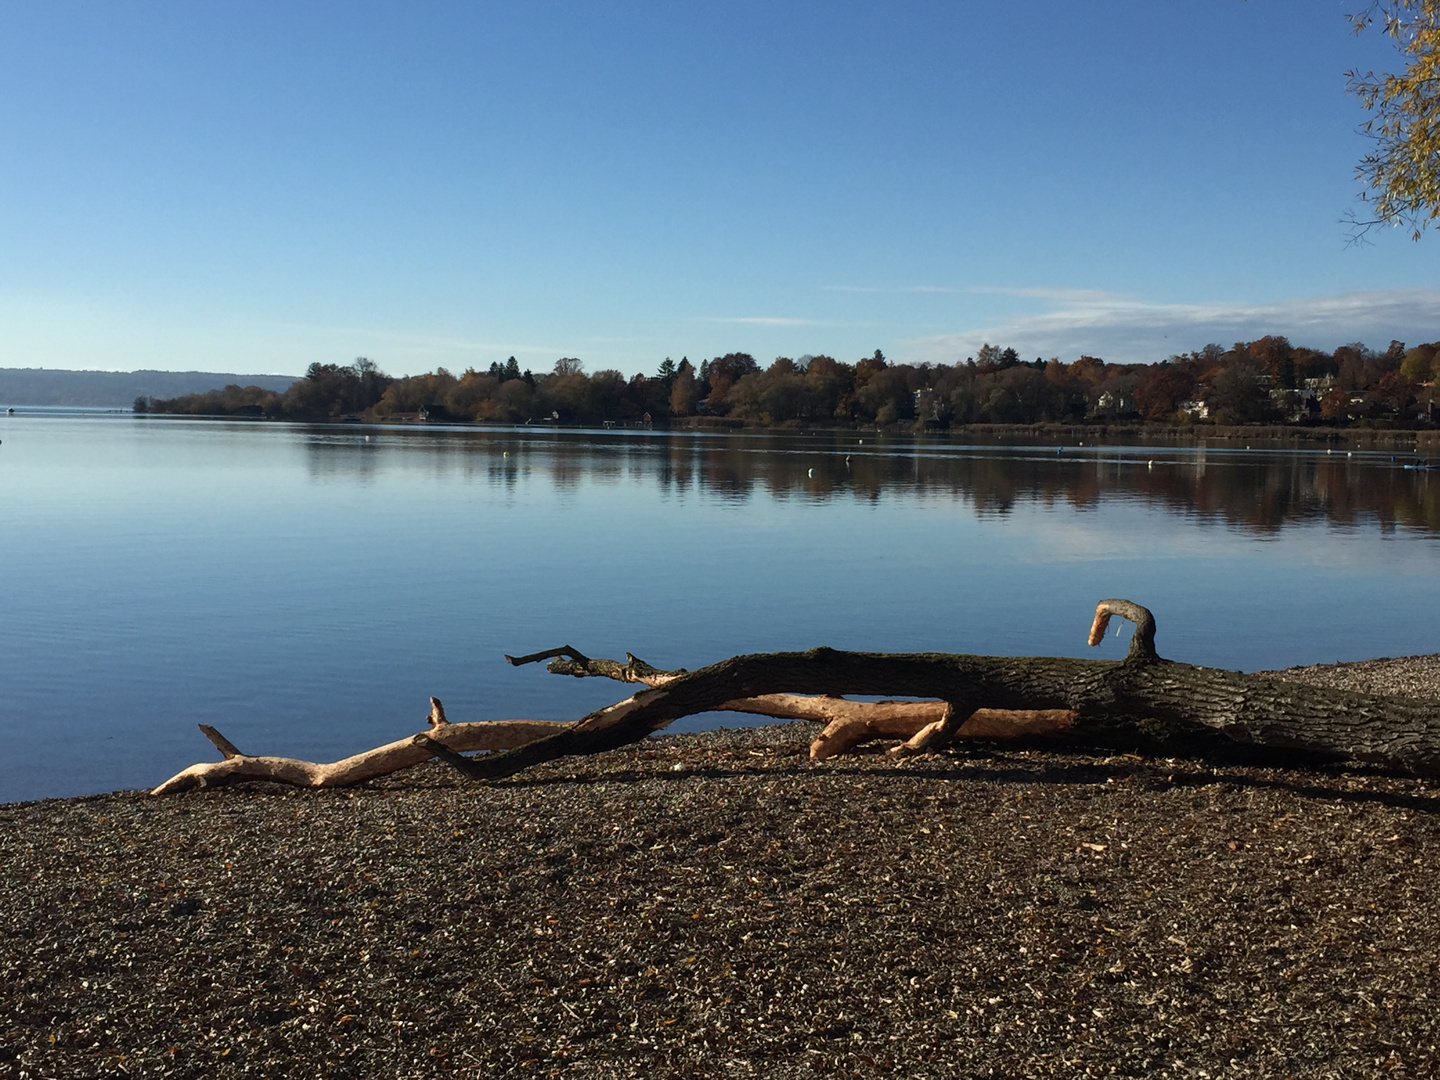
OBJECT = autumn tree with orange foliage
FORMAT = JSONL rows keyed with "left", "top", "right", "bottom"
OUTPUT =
{"left": 1348, "top": 1, "right": 1440, "bottom": 236}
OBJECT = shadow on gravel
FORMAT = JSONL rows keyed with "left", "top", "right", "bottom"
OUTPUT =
{"left": 1127, "top": 768, "right": 1440, "bottom": 815}
{"left": 485, "top": 754, "right": 1440, "bottom": 815}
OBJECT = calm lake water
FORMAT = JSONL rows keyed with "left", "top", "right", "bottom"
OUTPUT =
{"left": 3, "top": 412, "right": 1439, "bottom": 802}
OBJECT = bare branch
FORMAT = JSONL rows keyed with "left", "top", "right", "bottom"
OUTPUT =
{"left": 505, "top": 645, "right": 593, "bottom": 668}
{"left": 505, "top": 647, "right": 680, "bottom": 685}
{"left": 198, "top": 725, "right": 242, "bottom": 760}
{"left": 151, "top": 719, "right": 570, "bottom": 795}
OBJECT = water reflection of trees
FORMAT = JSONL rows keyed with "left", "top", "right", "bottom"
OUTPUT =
{"left": 300, "top": 429, "right": 382, "bottom": 484}
{"left": 651, "top": 436, "right": 1440, "bottom": 535}
{"left": 302, "top": 430, "right": 1440, "bottom": 535}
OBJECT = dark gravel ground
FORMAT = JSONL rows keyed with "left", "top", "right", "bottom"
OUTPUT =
{"left": 5, "top": 661, "right": 1440, "bottom": 1079}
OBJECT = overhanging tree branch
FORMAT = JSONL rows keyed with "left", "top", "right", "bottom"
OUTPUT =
{"left": 1347, "top": 1, "right": 1440, "bottom": 238}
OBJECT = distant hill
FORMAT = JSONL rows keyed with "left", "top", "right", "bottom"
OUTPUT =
{"left": 0, "top": 368, "right": 301, "bottom": 408}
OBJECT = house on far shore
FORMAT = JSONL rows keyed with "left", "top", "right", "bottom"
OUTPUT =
{"left": 1269, "top": 387, "right": 1320, "bottom": 423}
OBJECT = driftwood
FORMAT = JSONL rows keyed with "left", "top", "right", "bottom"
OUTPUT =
{"left": 151, "top": 706, "right": 569, "bottom": 795}
{"left": 152, "top": 599, "right": 1440, "bottom": 794}
{"left": 155, "top": 651, "right": 1069, "bottom": 793}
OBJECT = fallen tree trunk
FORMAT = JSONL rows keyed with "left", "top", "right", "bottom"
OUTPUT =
{"left": 423, "top": 599, "right": 1440, "bottom": 781}
{"left": 152, "top": 599, "right": 1440, "bottom": 794}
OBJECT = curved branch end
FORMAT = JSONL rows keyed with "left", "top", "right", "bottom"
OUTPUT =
{"left": 1089, "top": 599, "right": 1159, "bottom": 662}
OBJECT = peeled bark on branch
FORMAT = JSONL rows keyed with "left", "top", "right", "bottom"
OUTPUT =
{"left": 151, "top": 718, "right": 569, "bottom": 794}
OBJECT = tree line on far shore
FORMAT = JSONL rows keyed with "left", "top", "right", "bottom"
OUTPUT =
{"left": 132, "top": 336, "right": 1440, "bottom": 429}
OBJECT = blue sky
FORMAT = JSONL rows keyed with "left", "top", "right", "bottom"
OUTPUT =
{"left": 1, "top": 1, "right": 1436, "bottom": 377}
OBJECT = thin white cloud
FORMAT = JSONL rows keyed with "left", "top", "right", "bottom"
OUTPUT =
{"left": 964, "top": 286, "right": 1128, "bottom": 304}
{"left": 823, "top": 284, "right": 1125, "bottom": 303}
{"left": 822, "top": 284, "right": 966, "bottom": 295}
{"left": 906, "top": 287, "right": 1440, "bottom": 364}
{"left": 704, "top": 316, "right": 817, "bottom": 327}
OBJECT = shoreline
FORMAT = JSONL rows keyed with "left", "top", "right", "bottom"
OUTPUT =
{"left": 6, "top": 656, "right": 1440, "bottom": 1077}
{"left": 20, "top": 407, "right": 1440, "bottom": 449}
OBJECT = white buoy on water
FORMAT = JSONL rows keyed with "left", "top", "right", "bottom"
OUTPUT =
{"left": 807, "top": 468, "right": 815, "bottom": 477}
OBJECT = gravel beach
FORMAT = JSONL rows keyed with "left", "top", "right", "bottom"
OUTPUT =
{"left": 5, "top": 659, "right": 1440, "bottom": 1079}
